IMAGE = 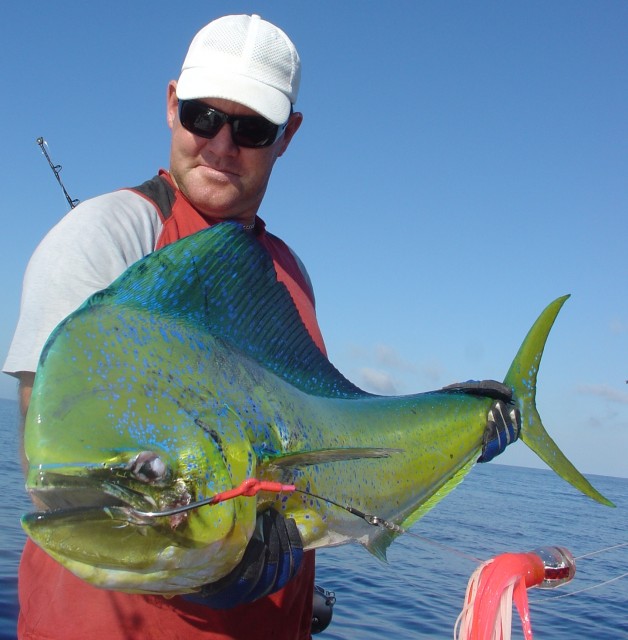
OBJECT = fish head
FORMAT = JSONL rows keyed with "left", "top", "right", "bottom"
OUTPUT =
{"left": 21, "top": 309, "right": 258, "bottom": 594}
{"left": 19, "top": 222, "right": 366, "bottom": 593}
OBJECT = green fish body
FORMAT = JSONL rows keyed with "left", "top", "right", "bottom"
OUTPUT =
{"left": 22, "top": 223, "right": 611, "bottom": 595}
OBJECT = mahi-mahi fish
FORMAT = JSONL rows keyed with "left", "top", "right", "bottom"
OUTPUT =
{"left": 21, "top": 222, "right": 612, "bottom": 595}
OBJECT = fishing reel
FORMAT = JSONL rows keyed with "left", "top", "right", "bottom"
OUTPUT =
{"left": 311, "top": 585, "right": 336, "bottom": 634}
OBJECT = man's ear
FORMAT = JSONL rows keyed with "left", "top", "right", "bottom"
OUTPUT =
{"left": 166, "top": 81, "right": 178, "bottom": 129}
{"left": 277, "top": 112, "right": 303, "bottom": 157}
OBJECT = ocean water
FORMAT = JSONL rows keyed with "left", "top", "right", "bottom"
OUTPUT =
{"left": 0, "top": 396, "right": 626, "bottom": 639}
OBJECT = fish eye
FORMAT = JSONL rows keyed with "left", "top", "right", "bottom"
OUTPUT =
{"left": 128, "top": 451, "right": 167, "bottom": 483}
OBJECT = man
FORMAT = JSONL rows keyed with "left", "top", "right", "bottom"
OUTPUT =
{"left": 5, "top": 12, "right": 519, "bottom": 640}
{"left": 5, "top": 14, "right": 321, "bottom": 640}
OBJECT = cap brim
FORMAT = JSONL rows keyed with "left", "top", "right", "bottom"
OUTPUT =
{"left": 176, "top": 69, "right": 292, "bottom": 125}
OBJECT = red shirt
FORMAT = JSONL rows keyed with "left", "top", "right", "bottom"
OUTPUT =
{"left": 18, "top": 173, "right": 323, "bottom": 640}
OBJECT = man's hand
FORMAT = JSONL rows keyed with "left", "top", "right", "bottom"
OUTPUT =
{"left": 477, "top": 400, "right": 521, "bottom": 463}
{"left": 184, "top": 509, "right": 303, "bottom": 609}
{"left": 439, "top": 380, "right": 522, "bottom": 464}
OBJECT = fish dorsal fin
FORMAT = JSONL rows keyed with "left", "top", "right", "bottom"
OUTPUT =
{"left": 82, "top": 223, "right": 366, "bottom": 399}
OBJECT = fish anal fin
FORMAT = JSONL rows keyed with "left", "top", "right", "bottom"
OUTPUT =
{"left": 399, "top": 459, "right": 475, "bottom": 532}
{"left": 364, "top": 460, "right": 475, "bottom": 563}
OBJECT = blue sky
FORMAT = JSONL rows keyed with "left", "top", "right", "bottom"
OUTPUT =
{"left": 1, "top": 2, "right": 626, "bottom": 480}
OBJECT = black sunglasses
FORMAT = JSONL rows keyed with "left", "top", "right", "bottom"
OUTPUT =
{"left": 178, "top": 100, "right": 290, "bottom": 149}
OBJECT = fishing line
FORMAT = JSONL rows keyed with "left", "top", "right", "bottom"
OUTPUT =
{"left": 293, "top": 487, "right": 483, "bottom": 564}
{"left": 295, "top": 487, "right": 627, "bottom": 605}
{"left": 128, "top": 478, "right": 481, "bottom": 563}
{"left": 530, "top": 572, "right": 628, "bottom": 602}
{"left": 122, "top": 477, "right": 625, "bottom": 603}
{"left": 528, "top": 543, "right": 628, "bottom": 604}
{"left": 573, "top": 541, "right": 628, "bottom": 560}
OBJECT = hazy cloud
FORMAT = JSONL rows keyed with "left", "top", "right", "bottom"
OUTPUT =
{"left": 577, "top": 384, "right": 628, "bottom": 405}
{"left": 419, "top": 359, "right": 447, "bottom": 386}
{"left": 373, "top": 344, "right": 416, "bottom": 372}
{"left": 358, "top": 367, "right": 398, "bottom": 395}
{"left": 609, "top": 317, "right": 627, "bottom": 334}
{"left": 345, "top": 342, "right": 448, "bottom": 393}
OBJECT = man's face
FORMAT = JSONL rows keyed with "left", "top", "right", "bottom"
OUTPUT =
{"left": 166, "top": 81, "right": 302, "bottom": 222}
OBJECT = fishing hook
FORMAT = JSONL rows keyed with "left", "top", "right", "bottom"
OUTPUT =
{"left": 121, "top": 478, "right": 295, "bottom": 522}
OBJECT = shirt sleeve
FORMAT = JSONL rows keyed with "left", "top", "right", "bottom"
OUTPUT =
{"left": 3, "top": 190, "right": 163, "bottom": 376}
{"left": 286, "top": 247, "right": 315, "bottom": 307}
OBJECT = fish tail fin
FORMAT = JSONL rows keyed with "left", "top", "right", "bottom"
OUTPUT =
{"left": 504, "top": 295, "right": 614, "bottom": 507}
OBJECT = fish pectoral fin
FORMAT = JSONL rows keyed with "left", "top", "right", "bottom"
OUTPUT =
{"left": 268, "top": 447, "right": 403, "bottom": 469}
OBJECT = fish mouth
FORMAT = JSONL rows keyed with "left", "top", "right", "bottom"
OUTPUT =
{"left": 20, "top": 470, "right": 214, "bottom": 574}
{"left": 21, "top": 469, "right": 248, "bottom": 592}
{"left": 23, "top": 470, "right": 188, "bottom": 530}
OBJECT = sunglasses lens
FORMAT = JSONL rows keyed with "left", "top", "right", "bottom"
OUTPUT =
{"left": 179, "top": 101, "right": 225, "bottom": 139}
{"left": 232, "top": 118, "right": 279, "bottom": 148}
{"left": 178, "top": 101, "right": 283, "bottom": 148}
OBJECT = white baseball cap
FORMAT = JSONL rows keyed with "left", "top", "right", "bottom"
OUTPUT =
{"left": 176, "top": 14, "right": 301, "bottom": 125}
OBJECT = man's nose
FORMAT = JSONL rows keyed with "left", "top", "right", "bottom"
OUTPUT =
{"left": 202, "top": 121, "right": 239, "bottom": 155}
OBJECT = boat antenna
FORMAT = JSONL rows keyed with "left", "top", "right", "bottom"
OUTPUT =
{"left": 36, "top": 137, "right": 79, "bottom": 209}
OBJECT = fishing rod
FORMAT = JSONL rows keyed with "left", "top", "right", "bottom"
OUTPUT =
{"left": 36, "top": 137, "right": 79, "bottom": 209}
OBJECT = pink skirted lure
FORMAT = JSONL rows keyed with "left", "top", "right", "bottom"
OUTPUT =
{"left": 455, "top": 546, "right": 576, "bottom": 640}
